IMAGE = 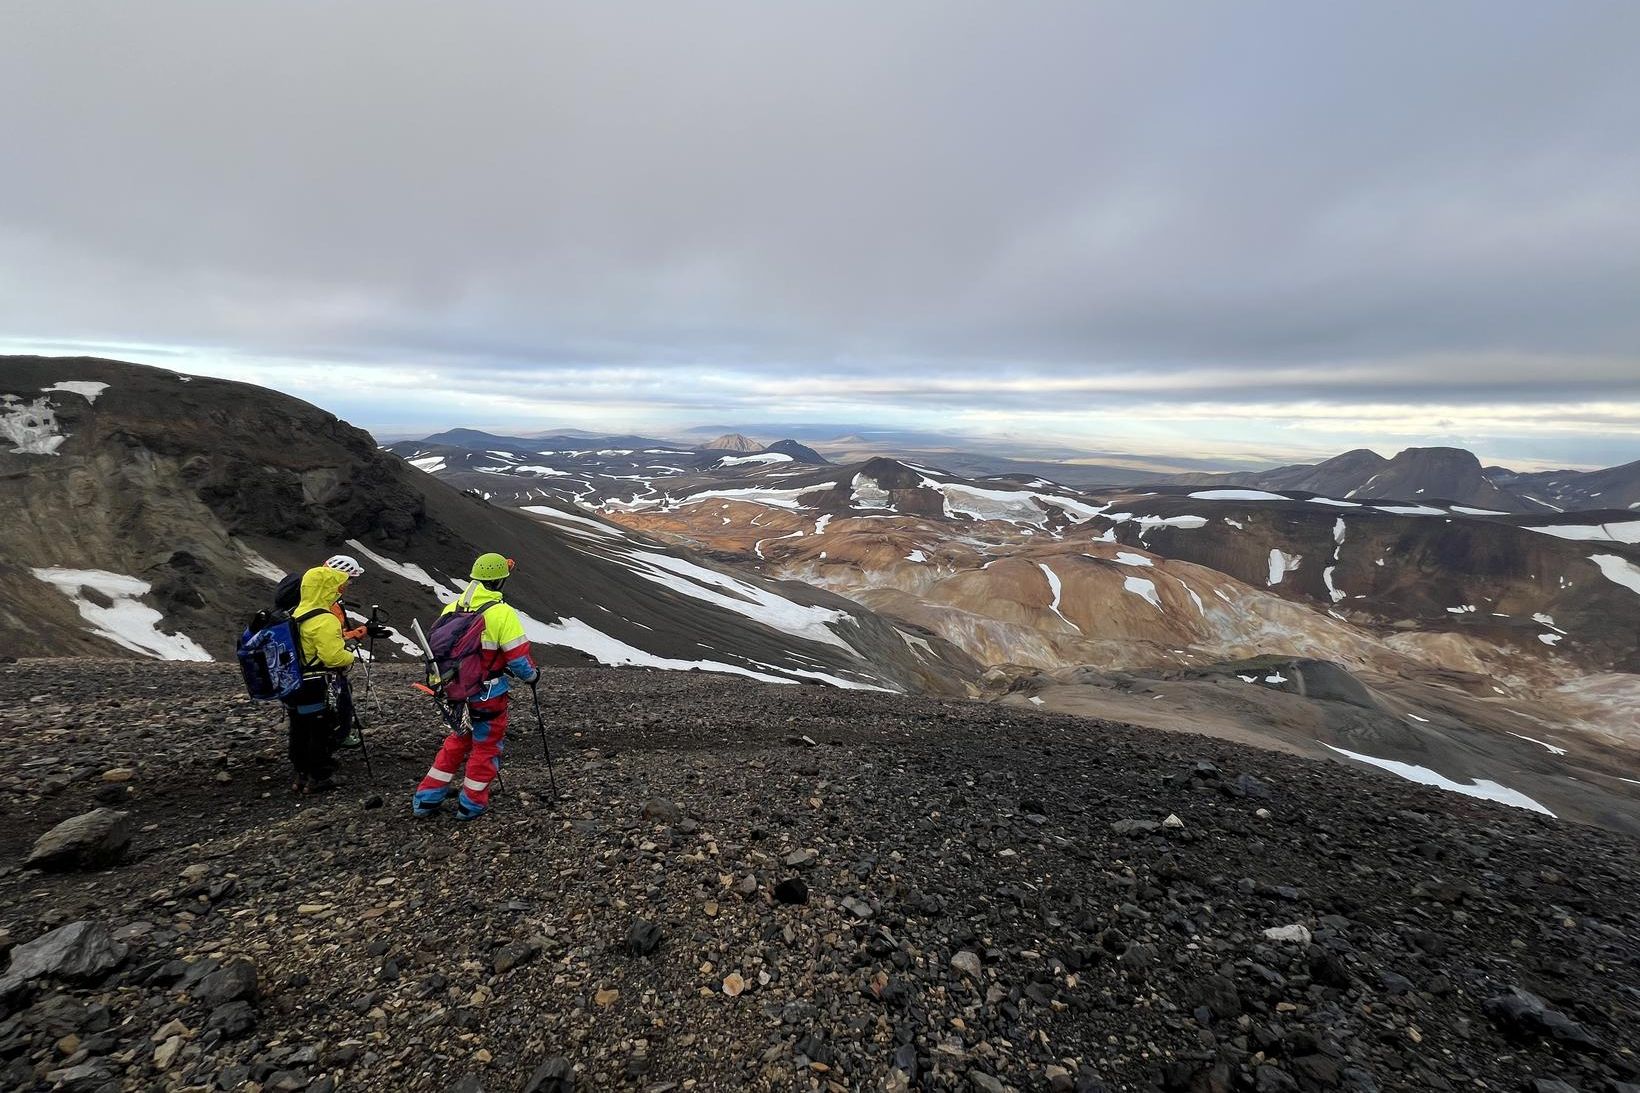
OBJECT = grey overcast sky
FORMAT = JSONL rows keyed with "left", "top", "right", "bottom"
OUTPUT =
{"left": 2, "top": 2, "right": 1638, "bottom": 469}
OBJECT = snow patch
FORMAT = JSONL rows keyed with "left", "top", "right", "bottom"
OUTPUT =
{"left": 683, "top": 484, "right": 828, "bottom": 510}
{"left": 1038, "top": 563, "right": 1080, "bottom": 631}
{"left": 814, "top": 514, "right": 832, "bottom": 535}
{"left": 1108, "top": 513, "right": 1209, "bottom": 531}
{"left": 43, "top": 381, "right": 109, "bottom": 403}
{"left": 522, "top": 505, "right": 626, "bottom": 537}
{"left": 929, "top": 480, "right": 1110, "bottom": 525}
{"left": 1589, "top": 554, "right": 1640, "bottom": 597}
{"left": 407, "top": 455, "right": 447, "bottom": 473}
{"left": 619, "top": 549, "right": 855, "bottom": 652}
{"left": 31, "top": 567, "right": 212, "bottom": 661}
{"left": 1190, "top": 489, "right": 1285, "bottom": 501}
{"left": 1374, "top": 504, "right": 1447, "bottom": 516}
{"left": 1267, "top": 549, "right": 1301, "bottom": 586}
{"left": 237, "top": 543, "right": 286, "bottom": 583}
{"left": 1508, "top": 732, "right": 1567, "bottom": 756}
{"left": 1113, "top": 551, "right": 1153, "bottom": 567}
{"left": 1, "top": 395, "right": 66, "bottom": 455}
{"left": 1322, "top": 566, "right": 1345, "bottom": 603}
{"left": 720, "top": 452, "right": 793, "bottom": 466}
{"left": 851, "top": 473, "right": 894, "bottom": 510}
{"left": 1123, "top": 575, "right": 1162, "bottom": 610}
{"left": 344, "top": 540, "right": 458, "bottom": 603}
{"left": 1323, "top": 744, "right": 1553, "bottom": 815}
{"left": 906, "top": 549, "right": 927, "bottom": 563}
{"left": 1523, "top": 520, "right": 1640, "bottom": 545}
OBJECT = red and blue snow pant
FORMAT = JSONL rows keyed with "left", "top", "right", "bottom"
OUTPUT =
{"left": 413, "top": 694, "right": 508, "bottom": 816}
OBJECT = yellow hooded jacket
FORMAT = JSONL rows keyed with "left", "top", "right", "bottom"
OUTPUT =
{"left": 295, "top": 566, "right": 355, "bottom": 672}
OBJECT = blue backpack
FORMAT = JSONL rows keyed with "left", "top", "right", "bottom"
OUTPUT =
{"left": 237, "top": 607, "right": 328, "bottom": 701}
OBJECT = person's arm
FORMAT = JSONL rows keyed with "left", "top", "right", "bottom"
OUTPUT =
{"left": 494, "top": 607, "right": 538, "bottom": 683}
{"left": 308, "top": 617, "right": 356, "bottom": 670}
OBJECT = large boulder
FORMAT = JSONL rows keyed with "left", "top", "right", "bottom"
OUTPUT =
{"left": 24, "top": 809, "right": 132, "bottom": 871}
{"left": 0, "top": 922, "right": 127, "bottom": 996}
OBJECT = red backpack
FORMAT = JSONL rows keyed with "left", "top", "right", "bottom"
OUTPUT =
{"left": 426, "top": 601, "right": 498, "bottom": 702}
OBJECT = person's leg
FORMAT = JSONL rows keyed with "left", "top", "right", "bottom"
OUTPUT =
{"left": 288, "top": 678, "right": 331, "bottom": 790}
{"left": 286, "top": 705, "right": 309, "bottom": 792}
{"left": 456, "top": 695, "right": 509, "bottom": 819}
{"left": 414, "top": 729, "right": 473, "bottom": 816}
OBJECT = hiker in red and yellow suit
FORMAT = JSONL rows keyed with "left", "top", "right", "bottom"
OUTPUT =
{"left": 288, "top": 564, "right": 356, "bottom": 793}
{"left": 412, "top": 553, "right": 538, "bottom": 820}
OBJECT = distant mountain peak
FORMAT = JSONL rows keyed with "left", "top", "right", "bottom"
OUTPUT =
{"left": 701, "top": 433, "right": 763, "bottom": 452}
{"left": 765, "top": 439, "right": 830, "bottom": 465}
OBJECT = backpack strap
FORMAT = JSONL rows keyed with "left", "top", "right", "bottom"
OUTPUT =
{"left": 294, "top": 607, "right": 338, "bottom": 671}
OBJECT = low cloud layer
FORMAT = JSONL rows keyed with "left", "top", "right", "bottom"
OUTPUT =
{"left": 2, "top": 3, "right": 1637, "bottom": 467}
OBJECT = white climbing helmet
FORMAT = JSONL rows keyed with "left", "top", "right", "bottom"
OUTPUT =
{"left": 324, "top": 554, "right": 365, "bottom": 579}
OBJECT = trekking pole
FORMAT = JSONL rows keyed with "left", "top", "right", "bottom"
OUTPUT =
{"left": 529, "top": 678, "right": 559, "bottom": 802}
{"left": 339, "top": 672, "right": 375, "bottom": 781}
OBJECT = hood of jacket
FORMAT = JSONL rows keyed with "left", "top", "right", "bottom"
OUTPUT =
{"left": 296, "top": 565, "right": 349, "bottom": 616}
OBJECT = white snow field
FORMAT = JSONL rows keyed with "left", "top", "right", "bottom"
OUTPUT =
{"left": 718, "top": 452, "right": 793, "bottom": 466}
{"left": 1590, "top": 554, "right": 1640, "bottom": 597}
{"left": 1123, "top": 575, "right": 1162, "bottom": 609}
{"left": 619, "top": 548, "right": 855, "bottom": 652}
{"left": 42, "top": 380, "right": 110, "bottom": 402}
{"left": 2, "top": 395, "right": 67, "bottom": 455}
{"left": 237, "top": 542, "right": 287, "bottom": 583}
{"left": 1189, "top": 489, "right": 1287, "bottom": 502}
{"left": 1267, "top": 549, "right": 1302, "bottom": 586}
{"left": 1037, "top": 563, "right": 1081, "bottom": 631}
{"left": 344, "top": 540, "right": 460, "bottom": 603}
{"left": 31, "top": 567, "right": 212, "bottom": 661}
{"left": 1523, "top": 520, "right": 1640, "bottom": 545}
{"left": 1323, "top": 744, "right": 1553, "bottom": 815}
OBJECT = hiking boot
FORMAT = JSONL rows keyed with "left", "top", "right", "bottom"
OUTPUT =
{"left": 454, "top": 803, "right": 486, "bottom": 822}
{"left": 306, "top": 776, "right": 339, "bottom": 794}
{"left": 291, "top": 773, "right": 309, "bottom": 795}
{"left": 411, "top": 803, "right": 442, "bottom": 819}
{"left": 339, "top": 728, "right": 362, "bottom": 749}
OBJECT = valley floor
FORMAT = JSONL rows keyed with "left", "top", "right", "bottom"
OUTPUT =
{"left": 2, "top": 660, "right": 1638, "bottom": 1092}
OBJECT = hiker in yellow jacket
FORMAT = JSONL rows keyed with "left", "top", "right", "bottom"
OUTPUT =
{"left": 287, "top": 565, "right": 356, "bottom": 793}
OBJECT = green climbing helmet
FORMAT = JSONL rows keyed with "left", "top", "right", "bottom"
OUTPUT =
{"left": 470, "top": 552, "right": 514, "bottom": 581}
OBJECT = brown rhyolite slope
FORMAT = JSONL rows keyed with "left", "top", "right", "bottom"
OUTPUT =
{"left": 2, "top": 660, "right": 1639, "bottom": 1092}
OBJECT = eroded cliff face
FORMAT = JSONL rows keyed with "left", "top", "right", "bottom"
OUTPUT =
{"left": 0, "top": 357, "right": 429, "bottom": 659}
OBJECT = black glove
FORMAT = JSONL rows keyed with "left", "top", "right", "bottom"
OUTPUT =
{"left": 367, "top": 622, "right": 392, "bottom": 639}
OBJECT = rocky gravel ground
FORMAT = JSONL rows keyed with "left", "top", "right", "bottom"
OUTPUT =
{"left": 2, "top": 658, "right": 1638, "bottom": 1093}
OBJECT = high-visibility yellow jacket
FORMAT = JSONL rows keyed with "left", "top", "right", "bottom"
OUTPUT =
{"left": 295, "top": 566, "right": 355, "bottom": 672}
{"left": 440, "top": 580, "right": 536, "bottom": 699}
